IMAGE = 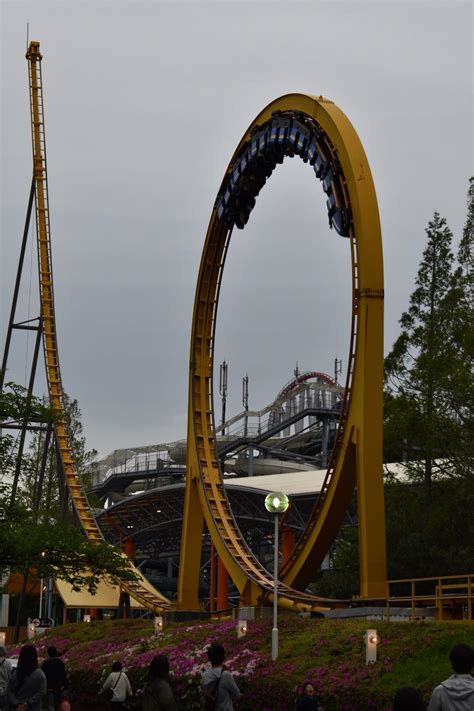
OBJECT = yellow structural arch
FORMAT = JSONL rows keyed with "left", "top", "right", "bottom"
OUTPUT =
{"left": 179, "top": 93, "right": 387, "bottom": 610}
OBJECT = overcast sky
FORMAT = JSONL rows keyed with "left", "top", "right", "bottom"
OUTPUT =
{"left": 1, "top": 0, "right": 472, "bottom": 458}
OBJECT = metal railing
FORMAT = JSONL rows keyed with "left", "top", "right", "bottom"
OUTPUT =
{"left": 215, "top": 381, "right": 343, "bottom": 439}
{"left": 104, "top": 450, "right": 176, "bottom": 478}
{"left": 387, "top": 573, "right": 474, "bottom": 621}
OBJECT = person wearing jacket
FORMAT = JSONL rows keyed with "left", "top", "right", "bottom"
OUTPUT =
{"left": 201, "top": 643, "right": 240, "bottom": 711}
{"left": 41, "top": 646, "right": 68, "bottom": 711}
{"left": 427, "top": 643, "right": 474, "bottom": 711}
{"left": 0, "top": 646, "right": 13, "bottom": 710}
{"left": 5, "top": 644, "right": 46, "bottom": 711}
{"left": 141, "top": 654, "right": 176, "bottom": 711}
{"left": 100, "top": 660, "right": 132, "bottom": 710}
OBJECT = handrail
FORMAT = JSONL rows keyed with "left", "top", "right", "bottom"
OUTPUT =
{"left": 387, "top": 573, "right": 473, "bottom": 621}
{"left": 215, "top": 379, "right": 343, "bottom": 435}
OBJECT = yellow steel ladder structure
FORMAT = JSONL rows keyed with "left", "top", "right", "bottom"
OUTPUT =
{"left": 25, "top": 40, "right": 170, "bottom": 613}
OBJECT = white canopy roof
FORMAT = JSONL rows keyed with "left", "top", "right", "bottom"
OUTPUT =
{"left": 225, "top": 468, "right": 327, "bottom": 496}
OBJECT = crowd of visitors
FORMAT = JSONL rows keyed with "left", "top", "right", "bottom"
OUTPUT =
{"left": 0, "top": 640, "right": 472, "bottom": 709}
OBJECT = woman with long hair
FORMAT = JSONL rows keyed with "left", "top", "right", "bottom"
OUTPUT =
{"left": 5, "top": 644, "right": 46, "bottom": 711}
{"left": 141, "top": 655, "right": 176, "bottom": 711}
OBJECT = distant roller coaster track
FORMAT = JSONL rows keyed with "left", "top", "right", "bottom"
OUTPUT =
{"left": 178, "top": 93, "right": 388, "bottom": 610}
{"left": 25, "top": 41, "right": 170, "bottom": 613}
{"left": 276, "top": 371, "right": 338, "bottom": 399}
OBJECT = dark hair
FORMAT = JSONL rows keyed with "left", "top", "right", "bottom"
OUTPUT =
{"left": 207, "top": 643, "right": 225, "bottom": 666}
{"left": 302, "top": 681, "right": 315, "bottom": 695}
{"left": 47, "top": 646, "right": 58, "bottom": 658}
{"left": 147, "top": 655, "right": 170, "bottom": 682}
{"left": 393, "top": 687, "right": 425, "bottom": 711}
{"left": 450, "top": 643, "right": 474, "bottom": 674}
{"left": 17, "top": 644, "right": 38, "bottom": 680}
{"left": 111, "top": 661, "right": 122, "bottom": 672}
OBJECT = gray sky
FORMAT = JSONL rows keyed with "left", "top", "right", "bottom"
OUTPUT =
{"left": 1, "top": 0, "right": 472, "bottom": 458}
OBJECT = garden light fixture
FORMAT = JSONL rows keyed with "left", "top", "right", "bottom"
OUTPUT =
{"left": 237, "top": 620, "right": 248, "bottom": 638}
{"left": 365, "top": 628, "right": 379, "bottom": 664}
{"left": 154, "top": 615, "right": 163, "bottom": 634}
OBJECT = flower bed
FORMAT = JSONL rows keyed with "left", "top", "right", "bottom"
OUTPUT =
{"left": 8, "top": 616, "right": 474, "bottom": 710}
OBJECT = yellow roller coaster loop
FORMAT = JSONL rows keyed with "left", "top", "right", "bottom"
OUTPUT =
{"left": 25, "top": 41, "right": 170, "bottom": 613}
{"left": 178, "top": 93, "right": 387, "bottom": 610}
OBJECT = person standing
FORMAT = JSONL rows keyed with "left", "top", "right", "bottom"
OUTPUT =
{"left": 0, "top": 646, "right": 13, "bottom": 710}
{"left": 141, "top": 655, "right": 176, "bottom": 711}
{"left": 392, "top": 687, "right": 425, "bottom": 711}
{"left": 100, "top": 660, "right": 132, "bottom": 711}
{"left": 41, "top": 646, "right": 68, "bottom": 711}
{"left": 201, "top": 643, "right": 240, "bottom": 711}
{"left": 5, "top": 644, "right": 46, "bottom": 711}
{"left": 427, "top": 643, "right": 474, "bottom": 710}
{"left": 295, "top": 681, "right": 321, "bottom": 710}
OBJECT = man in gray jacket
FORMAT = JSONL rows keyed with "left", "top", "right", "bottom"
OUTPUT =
{"left": 201, "top": 643, "right": 240, "bottom": 710}
{"left": 427, "top": 643, "right": 474, "bottom": 711}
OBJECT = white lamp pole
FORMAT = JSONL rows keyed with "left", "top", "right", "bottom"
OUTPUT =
{"left": 272, "top": 511, "right": 279, "bottom": 661}
{"left": 264, "top": 492, "right": 290, "bottom": 662}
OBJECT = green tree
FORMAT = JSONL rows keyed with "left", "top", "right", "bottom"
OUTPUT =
{"left": 384, "top": 212, "right": 457, "bottom": 486}
{"left": 0, "top": 485, "right": 137, "bottom": 591}
{"left": 0, "top": 381, "right": 52, "bottom": 425}
{"left": 0, "top": 383, "right": 138, "bottom": 640}
{"left": 18, "top": 392, "right": 98, "bottom": 519}
{"left": 384, "top": 478, "right": 474, "bottom": 579}
{"left": 438, "top": 178, "right": 474, "bottom": 481}
{"left": 309, "top": 525, "right": 360, "bottom": 599}
{"left": 318, "top": 183, "right": 474, "bottom": 595}
{"left": 0, "top": 382, "right": 53, "bottom": 505}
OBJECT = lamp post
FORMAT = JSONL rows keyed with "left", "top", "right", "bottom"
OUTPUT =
{"left": 38, "top": 550, "right": 45, "bottom": 618}
{"left": 264, "top": 491, "right": 289, "bottom": 661}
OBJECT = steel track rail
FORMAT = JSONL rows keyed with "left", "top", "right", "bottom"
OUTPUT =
{"left": 179, "top": 93, "right": 386, "bottom": 609}
{"left": 25, "top": 41, "right": 170, "bottom": 613}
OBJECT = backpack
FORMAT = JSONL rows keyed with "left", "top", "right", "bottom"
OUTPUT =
{"left": 203, "top": 671, "right": 222, "bottom": 711}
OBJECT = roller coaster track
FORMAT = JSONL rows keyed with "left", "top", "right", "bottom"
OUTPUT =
{"left": 25, "top": 41, "right": 170, "bottom": 613}
{"left": 275, "top": 371, "right": 339, "bottom": 400}
{"left": 217, "top": 407, "right": 334, "bottom": 460}
{"left": 179, "top": 94, "right": 387, "bottom": 610}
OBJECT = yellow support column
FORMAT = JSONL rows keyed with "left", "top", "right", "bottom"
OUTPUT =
{"left": 354, "top": 293, "right": 387, "bottom": 598}
{"left": 177, "top": 461, "right": 204, "bottom": 610}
